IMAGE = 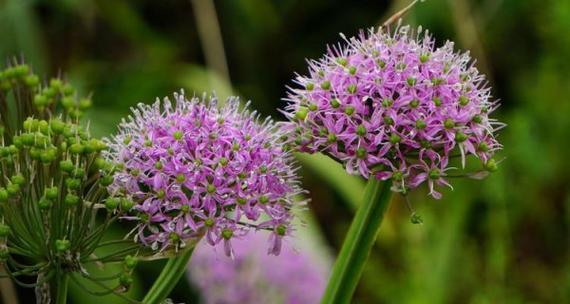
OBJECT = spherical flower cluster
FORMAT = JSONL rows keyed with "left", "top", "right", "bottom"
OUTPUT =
{"left": 284, "top": 26, "right": 504, "bottom": 199}
{"left": 188, "top": 231, "right": 328, "bottom": 304}
{"left": 105, "top": 92, "right": 303, "bottom": 256}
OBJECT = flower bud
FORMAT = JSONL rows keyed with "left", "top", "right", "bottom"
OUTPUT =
{"left": 49, "top": 78, "right": 63, "bottom": 90}
{"left": 485, "top": 159, "right": 498, "bottom": 172}
{"left": 0, "top": 188, "right": 8, "bottom": 203}
{"left": 33, "top": 95, "right": 48, "bottom": 108}
{"left": 79, "top": 98, "right": 92, "bottom": 110}
{"left": 38, "top": 197, "right": 52, "bottom": 210}
{"left": 50, "top": 119, "right": 65, "bottom": 134}
{"left": 105, "top": 197, "right": 120, "bottom": 210}
{"left": 11, "top": 174, "right": 25, "bottom": 186}
{"left": 45, "top": 187, "right": 58, "bottom": 200}
{"left": 60, "top": 160, "right": 75, "bottom": 173}
{"left": 100, "top": 175, "right": 114, "bottom": 187}
{"left": 55, "top": 239, "right": 70, "bottom": 252}
{"left": 123, "top": 255, "right": 138, "bottom": 270}
{"left": 65, "top": 178, "right": 81, "bottom": 190}
{"left": 7, "top": 183, "right": 20, "bottom": 196}
{"left": 40, "top": 148, "right": 58, "bottom": 164}
{"left": 61, "top": 97, "right": 75, "bottom": 109}
{"left": 64, "top": 193, "right": 80, "bottom": 206}
{"left": 410, "top": 213, "right": 423, "bottom": 224}
{"left": 120, "top": 198, "right": 134, "bottom": 211}
{"left": 119, "top": 273, "right": 133, "bottom": 288}
{"left": 0, "top": 224, "right": 11, "bottom": 237}
{"left": 21, "top": 133, "right": 35, "bottom": 146}
{"left": 69, "top": 143, "right": 84, "bottom": 155}
{"left": 24, "top": 74, "right": 39, "bottom": 87}
{"left": 0, "top": 248, "right": 9, "bottom": 260}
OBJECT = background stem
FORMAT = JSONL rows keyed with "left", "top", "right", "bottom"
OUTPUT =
{"left": 321, "top": 179, "right": 393, "bottom": 304}
{"left": 142, "top": 247, "right": 194, "bottom": 304}
{"left": 54, "top": 272, "right": 69, "bottom": 304}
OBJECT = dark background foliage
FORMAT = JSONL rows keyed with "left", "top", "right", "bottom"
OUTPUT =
{"left": 1, "top": 0, "right": 568, "bottom": 303}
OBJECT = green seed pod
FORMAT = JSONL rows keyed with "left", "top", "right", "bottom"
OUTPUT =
{"left": 15, "top": 64, "right": 30, "bottom": 77}
{"left": 0, "top": 224, "right": 11, "bottom": 237}
{"left": 0, "top": 188, "right": 8, "bottom": 203}
{"left": 72, "top": 168, "right": 85, "bottom": 179}
{"left": 60, "top": 160, "right": 75, "bottom": 173}
{"left": 24, "top": 74, "right": 40, "bottom": 87}
{"left": 100, "top": 175, "right": 114, "bottom": 187}
{"left": 45, "top": 187, "right": 59, "bottom": 200}
{"left": 69, "top": 143, "right": 84, "bottom": 155}
{"left": 78, "top": 98, "right": 92, "bottom": 110}
{"left": 119, "top": 273, "right": 133, "bottom": 288}
{"left": 55, "top": 239, "right": 70, "bottom": 252}
{"left": 8, "top": 145, "right": 18, "bottom": 155}
{"left": 64, "top": 193, "right": 80, "bottom": 206}
{"left": 21, "top": 133, "right": 35, "bottom": 146}
{"left": 49, "top": 78, "right": 63, "bottom": 90}
{"left": 38, "top": 120, "right": 50, "bottom": 135}
{"left": 6, "top": 183, "right": 20, "bottom": 196}
{"left": 69, "top": 109, "right": 83, "bottom": 119}
{"left": 30, "top": 147, "right": 42, "bottom": 160}
{"left": 38, "top": 197, "right": 52, "bottom": 210}
{"left": 105, "top": 197, "right": 120, "bottom": 210}
{"left": 62, "top": 84, "right": 74, "bottom": 96}
{"left": 13, "top": 135, "right": 23, "bottom": 148}
{"left": 61, "top": 97, "right": 75, "bottom": 109}
{"left": 121, "top": 198, "right": 134, "bottom": 211}
{"left": 0, "top": 147, "right": 9, "bottom": 157}
{"left": 23, "top": 117, "right": 36, "bottom": 132}
{"left": 33, "top": 95, "right": 49, "bottom": 108}
{"left": 65, "top": 178, "right": 81, "bottom": 190}
{"left": 50, "top": 119, "right": 65, "bottom": 134}
{"left": 85, "top": 139, "right": 106, "bottom": 153}
{"left": 40, "top": 148, "right": 58, "bottom": 164}
{"left": 410, "top": 213, "right": 423, "bottom": 224}
{"left": 123, "top": 255, "right": 138, "bottom": 270}
{"left": 0, "top": 248, "right": 9, "bottom": 260}
{"left": 11, "top": 174, "right": 25, "bottom": 186}
{"left": 485, "top": 159, "right": 498, "bottom": 172}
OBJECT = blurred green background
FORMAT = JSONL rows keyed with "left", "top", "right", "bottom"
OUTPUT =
{"left": 1, "top": 0, "right": 569, "bottom": 303}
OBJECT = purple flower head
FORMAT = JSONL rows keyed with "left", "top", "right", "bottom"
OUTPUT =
{"left": 105, "top": 92, "right": 304, "bottom": 256}
{"left": 284, "top": 25, "right": 504, "bottom": 199}
{"left": 188, "top": 231, "right": 329, "bottom": 304}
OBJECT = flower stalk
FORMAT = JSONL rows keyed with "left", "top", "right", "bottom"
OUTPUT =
{"left": 54, "top": 272, "right": 69, "bottom": 304}
{"left": 142, "top": 247, "right": 195, "bottom": 304}
{"left": 321, "top": 178, "right": 392, "bottom": 304}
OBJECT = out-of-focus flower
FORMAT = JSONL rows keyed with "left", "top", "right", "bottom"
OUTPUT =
{"left": 106, "top": 92, "right": 304, "bottom": 256}
{"left": 189, "top": 231, "right": 329, "bottom": 304}
{"left": 284, "top": 25, "right": 504, "bottom": 199}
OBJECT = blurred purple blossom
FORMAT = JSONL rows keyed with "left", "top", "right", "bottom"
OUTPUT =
{"left": 188, "top": 231, "right": 329, "bottom": 304}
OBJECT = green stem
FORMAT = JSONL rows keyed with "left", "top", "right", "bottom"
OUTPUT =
{"left": 142, "top": 247, "right": 195, "bottom": 304}
{"left": 321, "top": 178, "right": 393, "bottom": 304}
{"left": 54, "top": 272, "right": 69, "bottom": 304}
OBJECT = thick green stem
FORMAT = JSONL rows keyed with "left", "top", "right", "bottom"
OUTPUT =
{"left": 321, "top": 178, "right": 393, "bottom": 304}
{"left": 54, "top": 272, "right": 69, "bottom": 304}
{"left": 142, "top": 247, "right": 195, "bottom": 304}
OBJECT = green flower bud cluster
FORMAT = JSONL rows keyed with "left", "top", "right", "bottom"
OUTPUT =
{"left": 0, "top": 62, "right": 143, "bottom": 294}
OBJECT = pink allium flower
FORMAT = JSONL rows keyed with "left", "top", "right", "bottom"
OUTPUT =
{"left": 284, "top": 25, "right": 504, "bottom": 199}
{"left": 105, "top": 92, "right": 304, "bottom": 256}
{"left": 189, "top": 231, "right": 329, "bottom": 304}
